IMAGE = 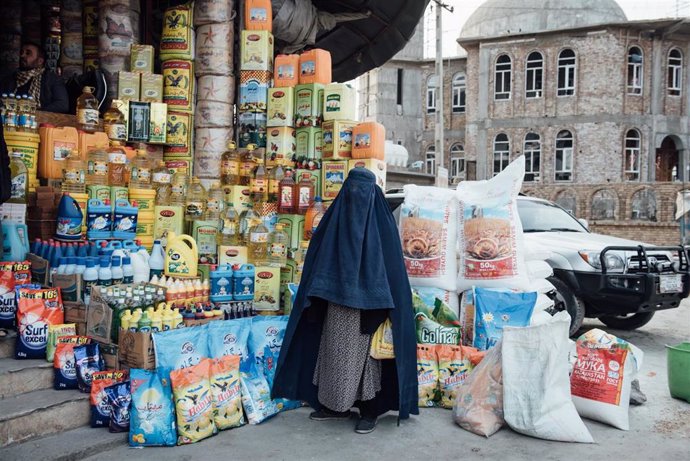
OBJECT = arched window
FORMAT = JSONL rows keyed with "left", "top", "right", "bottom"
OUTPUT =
{"left": 525, "top": 51, "right": 544, "bottom": 98}
{"left": 631, "top": 189, "right": 657, "bottom": 221}
{"left": 493, "top": 133, "right": 510, "bottom": 175}
{"left": 452, "top": 73, "right": 466, "bottom": 113}
{"left": 555, "top": 130, "right": 574, "bottom": 181}
{"left": 425, "top": 145, "right": 436, "bottom": 175}
{"left": 555, "top": 190, "right": 577, "bottom": 216}
{"left": 426, "top": 75, "right": 438, "bottom": 113}
{"left": 627, "top": 47, "right": 643, "bottom": 95}
{"left": 668, "top": 48, "right": 683, "bottom": 96}
{"left": 557, "top": 49, "right": 576, "bottom": 96}
{"left": 450, "top": 143, "right": 465, "bottom": 179}
{"left": 523, "top": 132, "right": 541, "bottom": 182}
{"left": 591, "top": 189, "right": 617, "bottom": 220}
{"left": 494, "top": 55, "right": 512, "bottom": 100}
{"left": 624, "top": 129, "right": 641, "bottom": 181}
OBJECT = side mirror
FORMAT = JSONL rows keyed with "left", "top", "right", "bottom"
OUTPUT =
{"left": 578, "top": 218, "right": 589, "bottom": 230}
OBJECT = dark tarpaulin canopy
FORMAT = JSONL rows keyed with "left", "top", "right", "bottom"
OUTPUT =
{"left": 272, "top": 0, "right": 430, "bottom": 82}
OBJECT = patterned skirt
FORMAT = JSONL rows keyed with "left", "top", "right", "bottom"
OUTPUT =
{"left": 313, "top": 303, "right": 382, "bottom": 412}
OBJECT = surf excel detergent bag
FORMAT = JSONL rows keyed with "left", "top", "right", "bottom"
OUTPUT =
{"left": 16, "top": 287, "right": 64, "bottom": 359}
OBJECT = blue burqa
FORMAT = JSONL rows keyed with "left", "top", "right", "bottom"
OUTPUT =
{"left": 272, "top": 168, "right": 419, "bottom": 420}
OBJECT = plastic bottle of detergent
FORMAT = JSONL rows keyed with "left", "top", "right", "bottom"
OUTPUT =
{"left": 210, "top": 265, "right": 234, "bottom": 302}
{"left": 112, "top": 200, "right": 138, "bottom": 239}
{"left": 83, "top": 258, "right": 99, "bottom": 304}
{"left": 150, "top": 310, "right": 162, "bottom": 333}
{"left": 86, "top": 199, "right": 112, "bottom": 239}
{"left": 65, "top": 257, "right": 76, "bottom": 275}
{"left": 1, "top": 221, "right": 29, "bottom": 262}
{"left": 55, "top": 194, "right": 84, "bottom": 241}
{"left": 122, "top": 256, "right": 134, "bottom": 283}
{"left": 111, "top": 256, "right": 124, "bottom": 285}
{"left": 98, "top": 257, "right": 112, "bottom": 286}
{"left": 172, "top": 308, "right": 184, "bottom": 329}
{"left": 75, "top": 257, "right": 86, "bottom": 275}
{"left": 232, "top": 264, "right": 255, "bottom": 301}
{"left": 149, "top": 240, "right": 165, "bottom": 277}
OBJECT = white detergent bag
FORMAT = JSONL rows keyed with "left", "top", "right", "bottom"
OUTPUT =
{"left": 502, "top": 311, "right": 594, "bottom": 443}
{"left": 400, "top": 185, "right": 458, "bottom": 291}
{"left": 456, "top": 157, "right": 529, "bottom": 292}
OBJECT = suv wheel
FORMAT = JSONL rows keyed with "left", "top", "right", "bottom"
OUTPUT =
{"left": 547, "top": 276, "right": 586, "bottom": 336}
{"left": 598, "top": 312, "right": 655, "bottom": 331}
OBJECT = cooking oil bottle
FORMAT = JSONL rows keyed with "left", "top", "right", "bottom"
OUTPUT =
{"left": 251, "top": 159, "right": 268, "bottom": 202}
{"left": 239, "top": 144, "right": 256, "bottom": 186}
{"left": 107, "top": 141, "right": 128, "bottom": 186}
{"left": 239, "top": 203, "right": 260, "bottom": 245}
{"left": 9, "top": 152, "right": 27, "bottom": 204}
{"left": 206, "top": 182, "right": 225, "bottom": 220}
{"left": 62, "top": 149, "right": 86, "bottom": 193}
{"left": 86, "top": 146, "right": 109, "bottom": 185}
{"left": 185, "top": 177, "right": 207, "bottom": 224}
{"left": 170, "top": 168, "right": 189, "bottom": 205}
{"left": 221, "top": 141, "right": 240, "bottom": 186}
{"left": 248, "top": 218, "right": 269, "bottom": 265}
{"left": 218, "top": 202, "right": 240, "bottom": 246}
{"left": 267, "top": 223, "right": 289, "bottom": 267}
{"left": 268, "top": 163, "right": 284, "bottom": 202}
{"left": 278, "top": 168, "right": 296, "bottom": 214}
{"left": 152, "top": 160, "right": 172, "bottom": 205}
{"left": 103, "top": 100, "right": 126, "bottom": 141}
{"left": 129, "top": 146, "right": 152, "bottom": 188}
{"left": 304, "top": 196, "right": 325, "bottom": 240}
{"left": 76, "top": 87, "right": 99, "bottom": 133}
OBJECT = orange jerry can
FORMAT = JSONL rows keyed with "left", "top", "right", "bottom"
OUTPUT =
{"left": 78, "top": 130, "right": 109, "bottom": 159}
{"left": 274, "top": 54, "right": 300, "bottom": 87}
{"left": 39, "top": 125, "right": 80, "bottom": 179}
{"left": 299, "top": 49, "right": 332, "bottom": 85}
{"left": 352, "top": 122, "right": 386, "bottom": 161}
{"left": 244, "top": 0, "right": 272, "bottom": 31}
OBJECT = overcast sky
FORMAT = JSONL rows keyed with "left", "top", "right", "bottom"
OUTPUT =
{"left": 428, "top": 0, "right": 690, "bottom": 57}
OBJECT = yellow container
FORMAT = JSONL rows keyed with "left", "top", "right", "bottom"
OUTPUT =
{"left": 137, "top": 236, "right": 154, "bottom": 251}
{"left": 129, "top": 188, "right": 156, "bottom": 214}
{"left": 5, "top": 131, "right": 39, "bottom": 172}
{"left": 78, "top": 131, "right": 110, "bottom": 160}
{"left": 164, "top": 232, "right": 199, "bottom": 278}
{"left": 136, "top": 214, "right": 155, "bottom": 236}
{"left": 323, "top": 83, "right": 357, "bottom": 121}
{"left": 87, "top": 184, "right": 111, "bottom": 202}
{"left": 39, "top": 125, "right": 79, "bottom": 179}
{"left": 153, "top": 205, "right": 184, "bottom": 244}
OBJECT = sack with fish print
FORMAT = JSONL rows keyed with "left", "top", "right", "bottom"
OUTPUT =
{"left": 160, "top": 2, "right": 195, "bottom": 61}
{"left": 456, "top": 156, "right": 529, "bottom": 292}
{"left": 91, "top": 370, "right": 128, "bottom": 428}
{"left": 53, "top": 335, "right": 90, "bottom": 389}
{"left": 129, "top": 368, "right": 176, "bottom": 447}
{"left": 207, "top": 318, "right": 252, "bottom": 365}
{"left": 171, "top": 358, "right": 218, "bottom": 444}
{"left": 16, "top": 287, "right": 63, "bottom": 359}
{"left": 417, "top": 345, "right": 440, "bottom": 408}
{"left": 209, "top": 355, "right": 245, "bottom": 430}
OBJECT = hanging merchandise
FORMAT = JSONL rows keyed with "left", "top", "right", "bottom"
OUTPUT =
{"left": 195, "top": 22, "right": 234, "bottom": 76}
{"left": 160, "top": 2, "right": 195, "bottom": 61}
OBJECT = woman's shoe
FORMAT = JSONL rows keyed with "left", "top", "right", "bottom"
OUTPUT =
{"left": 309, "top": 408, "right": 352, "bottom": 421}
{"left": 355, "top": 416, "right": 377, "bottom": 434}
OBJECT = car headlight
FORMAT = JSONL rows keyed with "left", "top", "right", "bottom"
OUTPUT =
{"left": 579, "top": 250, "right": 625, "bottom": 272}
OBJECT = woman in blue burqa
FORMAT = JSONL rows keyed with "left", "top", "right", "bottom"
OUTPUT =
{"left": 272, "top": 168, "right": 418, "bottom": 434}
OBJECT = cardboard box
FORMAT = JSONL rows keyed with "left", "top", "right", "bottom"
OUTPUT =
{"left": 86, "top": 290, "right": 114, "bottom": 344}
{"left": 266, "top": 127, "right": 296, "bottom": 165}
{"left": 219, "top": 245, "right": 249, "bottom": 265}
{"left": 27, "top": 253, "right": 48, "bottom": 286}
{"left": 240, "top": 30, "right": 274, "bottom": 71}
{"left": 294, "top": 84, "right": 324, "bottom": 128}
{"left": 98, "top": 342, "right": 120, "bottom": 370}
{"left": 254, "top": 266, "right": 280, "bottom": 311}
{"left": 76, "top": 321, "right": 87, "bottom": 337}
{"left": 183, "top": 317, "right": 220, "bottom": 327}
{"left": 52, "top": 274, "right": 83, "bottom": 303}
{"left": 141, "top": 73, "right": 164, "bottom": 103}
{"left": 277, "top": 214, "right": 305, "bottom": 250}
{"left": 322, "top": 160, "right": 348, "bottom": 201}
{"left": 322, "top": 120, "right": 356, "bottom": 159}
{"left": 127, "top": 101, "right": 150, "bottom": 142}
{"left": 267, "top": 87, "right": 294, "bottom": 127}
{"left": 148, "top": 102, "right": 167, "bottom": 144}
{"left": 239, "top": 71, "right": 271, "bottom": 112}
{"left": 222, "top": 185, "right": 252, "bottom": 214}
{"left": 64, "top": 301, "right": 87, "bottom": 323}
{"left": 130, "top": 45, "right": 155, "bottom": 73}
{"left": 349, "top": 159, "right": 386, "bottom": 190}
{"left": 117, "top": 71, "right": 141, "bottom": 101}
{"left": 118, "top": 329, "right": 155, "bottom": 370}
{"left": 296, "top": 169, "right": 322, "bottom": 197}
{"left": 295, "top": 127, "right": 322, "bottom": 160}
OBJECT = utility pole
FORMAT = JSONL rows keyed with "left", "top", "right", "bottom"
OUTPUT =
{"left": 433, "top": 1, "right": 453, "bottom": 187}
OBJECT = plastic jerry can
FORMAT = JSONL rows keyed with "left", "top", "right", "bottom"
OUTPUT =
{"left": 244, "top": 0, "right": 272, "bottom": 31}
{"left": 39, "top": 125, "right": 80, "bottom": 179}
{"left": 1, "top": 222, "right": 29, "bottom": 262}
{"left": 164, "top": 232, "right": 199, "bottom": 278}
{"left": 323, "top": 83, "right": 357, "bottom": 121}
{"left": 232, "top": 264, "right": 255, "bottom": 301}
{"left": 274, "top": 54, "right": 300, "bottom": 87}
{"left": 112, "top": 200, "right": 138, "bottom": 239}
{"left": 55, "top": 194, "right": 84, "bottom": 241}
{"left": 122, "top": 240, "right": 140, "bottom": 252}
{"left": 209, "top": 264, "right": 234, "bottom": 302}
{"left": 78, "top": 131, "right": 109, "bottom": 161}
{"left": 86, "top": 199, "right": 113, "bottom": 239}
{"left": 351, "top": 122, "right": 385, "bottom": 161}
{"left": 299, "top": 49, "right": 332, "bottom": 85}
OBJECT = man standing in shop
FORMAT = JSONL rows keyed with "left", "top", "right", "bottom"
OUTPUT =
{"left": 0, "top": 42, "right": 69, "bottom": 114}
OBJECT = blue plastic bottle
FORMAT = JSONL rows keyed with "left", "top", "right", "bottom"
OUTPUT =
{"left": 232, "top": 264, "right": 255, "bottom": 301}
{"left": 55, "top": 194, "right": 84, "bottom": 241}
{"left": 86, "top": 199, "right": 113, "bottom": 239}
{"left": 210, "top": 265, "right": 234, "bottom": 302}
{"left": 89, "top": 241, "right": 99, "bottom": 257}
{"left": 112, "top": 200, "right": 138, "bottom": 239}
{"left": 32, "top": 238, "right": 42, "bottom": 255}
{"left": 77, "top": 242, "right": 88, "bottom": 258}
{"left": 1, "top": 222, "right": 29, "bottom": 262}
{"left": 65, "top": 243, "right": 76, "bottom": 258}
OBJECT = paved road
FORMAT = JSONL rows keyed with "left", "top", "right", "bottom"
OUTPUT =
{"left": 85, "top": 304, "right": 690, "bottom": 461}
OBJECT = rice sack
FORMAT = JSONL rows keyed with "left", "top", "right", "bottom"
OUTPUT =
{"left": 154, "top": 326, "right": 209, "bottom": 379}
{"left": 46, "top": 323, "right": 76, "bottom": 363}
{"left": 248, "top": 315, "right": 288, "bottom": 370}
{"left": 400, "top": 185, "right": 458, "bottom": 291}
{"left": 207, "top": 318, "right": 251, "bottom": 364}
{"left": 16, "top": 287, "right": 64, "bottom": 359}
{"left": 171, "top": 358, "right": 217, "bottom": 444}
{"left": 53, "top": 335, "right": 90, "bottom": 390}
{"left": 240, "top": 361, "right": 278, "bottom": 425}
{"left": 417, "top": 345, "right": 440, "bottom": 408}
{"left": 105, "top": 381, "right": 132, "bottom": 433}
{"left": 473, "top": 288, "right": 536, "bottom": 351}
{"left": 456, "top": 156, "right": 528, "bottom": 292}
{"left": 91, "top": 370, "right": 128, "bottom": 428}
{"left": 413, "top": 286, "right": 459, "bottom": 316}
{"left": 74, "top": 343, "right": 104, "bottom": 393}
{"left": 209, "top": 355, "right": 245, "bottom": 430}
{"left": 129, "top": 369, "right": 177, "bottom": 447}
{"left": 437, "top": 345, "right": 475, "bottom": 409}
{"left": 160, "top": 2, "right": 195, "bottom": 61}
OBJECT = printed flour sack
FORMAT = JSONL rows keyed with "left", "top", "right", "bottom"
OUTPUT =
{"left": 456, "top": 156, "right": 529, "bottom": 292}
{"left": 16, "top": 287, "right": 64, "bottom": 359}
{"left": 400, "top": 185, "right": 458, "bottom": 291}
{"left": 570, "top": 329, "right": 643, "bottom": 430}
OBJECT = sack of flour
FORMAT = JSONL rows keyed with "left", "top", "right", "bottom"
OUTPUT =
{"left": 456, "top": 157, "right": 529, "bottom": 292}
{"left": 400, "top": 185, "right": 458, "bottom": 291}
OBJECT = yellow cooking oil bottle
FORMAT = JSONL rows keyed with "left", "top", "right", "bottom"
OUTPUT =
{"left": 164, "top": 231, "right": 199, "bottom": 278}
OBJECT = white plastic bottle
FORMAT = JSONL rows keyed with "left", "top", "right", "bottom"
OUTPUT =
{"left": 122, "top": 256, "right": 134, "bottom": 283}
{"left": 83, "top": 258, "right": 99, "bottom": 304}
{"left": 56, "top": 257, "right": 67, "bottom": 275}
{"left": 137, "top": 243, "right": 151, "bottom": 263}
{"left": 149, "top": 240, "right": 165, "bottom": 277}
{"left": 98, "top": 257, "right": 112, "bottom": 286}
{"left": 130, "top": 250, "right": 151, "bottom": 283}
{"left": 75, "top": 257, "right": 86, "bottom": 275}
{"left": 111, "top": 256, "right": 124, "bottom": 285}
{"left": 64, "top": 257, "right": 76, "bottom": 275}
